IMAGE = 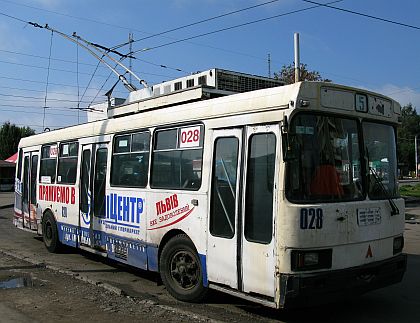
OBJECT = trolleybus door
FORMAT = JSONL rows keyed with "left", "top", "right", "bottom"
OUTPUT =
{"left": 79, "top": 143, "right": 108, "bottom": 250}
{"left": 207, "top": 129, "right": 242, "bottom": 289}
{"left": 241, "top": 125, "right": 278, "bottom": 297}
{"left": 21, "top": 151, "right": 39, "bottom": 230}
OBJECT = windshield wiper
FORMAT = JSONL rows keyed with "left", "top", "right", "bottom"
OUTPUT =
{"left": 366, "top": 149, "right": 399, "bottom": 216}
{"left": 369, "top": 167, "right": 399, "bottom": 215}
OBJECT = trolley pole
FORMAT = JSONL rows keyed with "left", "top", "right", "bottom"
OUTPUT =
{"left": 416, "top": 135, "right": 418, "bottom": 178}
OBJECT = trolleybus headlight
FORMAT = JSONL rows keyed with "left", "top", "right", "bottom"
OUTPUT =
{"left": 393, "top": 236, "right": 404, "bottom": 254}
{"left": 302, "top": 252, "right": 319, "bottom": 266}
{"left": 291, "top": 249, "right": 332, "bottom": 271}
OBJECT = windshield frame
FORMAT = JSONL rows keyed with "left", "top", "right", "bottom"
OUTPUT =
{"left": 362, "top": 120, "right": 400, "bottom": 200}
{"left": 284, "top": 111, "right": 399, "bottom": 204}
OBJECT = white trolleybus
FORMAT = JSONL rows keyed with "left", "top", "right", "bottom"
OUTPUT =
{"left": 13, "top": 69, "right": 406, "bottom": 308}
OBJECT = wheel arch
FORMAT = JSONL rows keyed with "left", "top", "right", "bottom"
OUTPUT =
{"left": 158, "top": 229, "right": 189, "bottom": 270}
{"left": 40, "top": 207, "right": 55, "bottom": 233}
{"left": 41, "top": 207, "right": 62, "bottom": 253}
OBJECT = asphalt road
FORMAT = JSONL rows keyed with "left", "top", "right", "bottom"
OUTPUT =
{"left": 1, "top": 192, "right": 420, "bottom": 322}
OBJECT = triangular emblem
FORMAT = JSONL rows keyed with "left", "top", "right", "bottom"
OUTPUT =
{"left": 366, "top": 245, "right": 373, "bottom": 258}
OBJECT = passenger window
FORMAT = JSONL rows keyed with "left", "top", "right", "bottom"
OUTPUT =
{"left": 40, "top": 144, "right": 57, "bottom": 183}
{"left": 111, "top": 131, "right": 150, "bottom": 187}
{"left": 244, "top": 133, "right": 276, "bottom": 244}
{"left": 151, "top": 125, "right": 203, "bottom": 190}
{"left": 30, "top": 155, "right": 38, "bottom": 204}
{"left": 57, "top": 142, "right": 79, "bottom": 184}
{"left": 94, "top": 148, "right": 107, "bottom": 217}
{"left": 210, "top": 137, "right": 239, "bottom": 238}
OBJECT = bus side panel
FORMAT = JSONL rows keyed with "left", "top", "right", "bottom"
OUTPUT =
{"left": 102, "top": 187, "right": 149, "bottom": 270}
{"left": 146, "top": 191, "right": 208, "bottom": 274}
{"left": 38, "top": 184, "right": 80, "bottom": 247}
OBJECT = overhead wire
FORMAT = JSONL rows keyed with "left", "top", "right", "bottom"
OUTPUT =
{"left": 0, "top": 58, "right": 176, "bottom": 80}
{"left": 89, "top": 60, "right": 124, "bottom": 109}
{"left": 301, "top": 0, "right": 420, "bottom": 31}
{"left": 0, "top": 0, "right": 286, "bottom": 73}
{"left": 0, "top": 85, "right": 102, "bottom": 99}
{"left": 0, "top": 2, "right": 343, "bottom": 76}
{"left": 0, "top": 49, "right": 107, "bottom": 69}
{"left": 0, "top": 108, "right": 82, "bottom": 117}
{"left": 0, "top": 58, "right": 111, "bottom": 78}
{"left": 0, "top": 0, "right": 148, "bottom": 33}
{"left": 0, "top": 93, "right": 102, "bottom": 104}
{"left": 43, "top": 29, "right": 54, "bottom": 130}
{"left": 79, "top": 58, "right": 104, "bottom": 111}
{"left": 114, "top": 0, "right": 283, "bottom": 49}
{"left": 0, "top": 103, "right": 89, "bottom": 111}
{"left": 1, "top": 1, "right": 420, "bottom": 108}
{"left": 0, "top": 75, "right": 126, "bottom": 94}
{"left": 131, "top": 0, "right": 344, "bottom": 54}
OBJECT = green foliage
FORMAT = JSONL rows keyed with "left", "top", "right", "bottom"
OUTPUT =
{"left": 0, "top": 122, "right": 35, "bottom": 160}
{"left": 399, "top": 184, "right": 420, "bottom": 197}
{"left": 274, "top": 63, "right": 331, "bottom": 84}
{"left": 397, "top": 104, "right": 420, "bottom": 172}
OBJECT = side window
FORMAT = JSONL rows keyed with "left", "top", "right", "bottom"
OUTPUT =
{"left": 57, "top": 142, "right": 79, "bottom": 184}
{"left": 94, "top": 148, "right": 107, "bottom": 218}
{"left": 80, "top": 150, "right": 91, "bottom": 214}
{"left": 23, "top": 156, "right": 30, "bottom": 205}
{"left": 210, "top": 137, "right": 239, "bottom": 238}
{"left": 30, "top": 155, "right": 38, "bottom": 204}
{"left": 244, "top": 133, "right": 276, "bottom": 244}
{"left": 111, "top": 131, "right": 150, "bottom": 187}
{"left": 151, "top": 125, "right": 203, "bottom": 190}
{"left": 40, "top": 144, "right": 57, "bottom": 184}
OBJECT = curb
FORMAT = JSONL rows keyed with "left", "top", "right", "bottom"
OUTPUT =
{"left": 0, "top": 249, "right": 220, "bottom": 323}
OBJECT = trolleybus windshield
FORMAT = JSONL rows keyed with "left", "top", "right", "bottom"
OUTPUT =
{"left": 286, "top": 113, "right": 398, "bottom": 203}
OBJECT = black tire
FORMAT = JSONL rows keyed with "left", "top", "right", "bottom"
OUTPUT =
{"left": 160, "top": 234, "right": 208, "bottom": 302}
{"left": 42, "top": 211, "right": 61, "bottom": 253}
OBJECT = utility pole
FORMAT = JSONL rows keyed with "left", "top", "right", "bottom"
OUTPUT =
{"left": 294, "top": 32, "right": 300, "bottom": 83}
{"left": 129, "top": 32, "right": 134, "bottom": 85}
{"left": 268, "top": 53, "right": 271, "bottom": 78}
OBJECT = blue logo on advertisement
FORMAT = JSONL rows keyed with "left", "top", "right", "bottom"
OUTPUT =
{"left": 106, "top": 193, "right": 143, "bottom": 229}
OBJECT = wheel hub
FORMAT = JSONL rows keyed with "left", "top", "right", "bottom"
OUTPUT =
{"left": 170, "top": 251, "right": 199, "bottom": 290}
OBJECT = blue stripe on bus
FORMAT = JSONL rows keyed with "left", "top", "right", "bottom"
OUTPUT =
{"left": 146, "top": 246, "right": 159, "bottom": 272}
{"left": 56, "top": 222, "right": 207, "bottom": 285}
{"left": 199, "top": 254, "right": 208, "bottom": 287}
{"left": 57, "top": 222, "right": 150, "bottom": 270}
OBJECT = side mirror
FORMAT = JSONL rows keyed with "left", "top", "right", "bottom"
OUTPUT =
{"left": 281, "top": 116, "right": 298, "bottom": 162}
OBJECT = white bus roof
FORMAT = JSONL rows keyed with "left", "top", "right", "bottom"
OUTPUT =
{"left": 19, "top": 81, "right": 401, "bottom": 148}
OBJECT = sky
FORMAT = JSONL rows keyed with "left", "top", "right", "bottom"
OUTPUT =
{"left": 0, "top": 0, "right": 419, "bottom": 133}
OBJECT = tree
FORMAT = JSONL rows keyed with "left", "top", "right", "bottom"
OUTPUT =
{"left": 274, "top": 63, "right": 331, "bottom": 84}
{"left": 397, "top": 103, "right": 420, "bottom": 174}
{"left": 0, "top": 122, "right": 35, "bottom": 160}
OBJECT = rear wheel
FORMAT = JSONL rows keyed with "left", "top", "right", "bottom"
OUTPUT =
{"left": 160, "top": 234, "right": 207, "bottom": 302}
{"left": 42, "top": 211, "right": 61, "bottom": 253}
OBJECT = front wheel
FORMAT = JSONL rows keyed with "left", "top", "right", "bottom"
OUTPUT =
{"left": 42, "top": 211, "right": 62, "bottom": 253}
{"left": 160, "top": 234, "right": 207, "bottom": 302}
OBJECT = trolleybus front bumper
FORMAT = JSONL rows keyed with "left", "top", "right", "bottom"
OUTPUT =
{"left": 279, "top": 253, "right": 407, "bottom": 308}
